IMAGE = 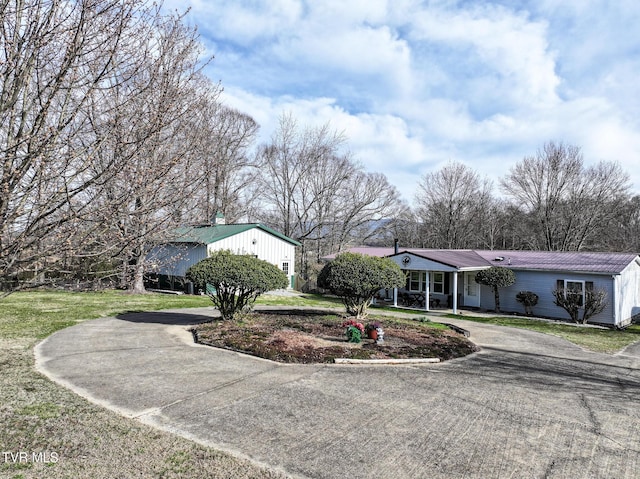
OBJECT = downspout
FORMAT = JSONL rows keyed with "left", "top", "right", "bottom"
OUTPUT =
{"left": 612, "top": 274, "right": 618, "bottom": 327}
{"left": 393, "top": 239, "right": 399, "bottom": 307}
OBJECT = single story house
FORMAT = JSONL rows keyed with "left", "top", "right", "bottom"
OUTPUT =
{"left": 146, "top": 220, "right": 300, "bottom": 291}
{"left": 329, "top": 246, "right": 640, "bottom": 328}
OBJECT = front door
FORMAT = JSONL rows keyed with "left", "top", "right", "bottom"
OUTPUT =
{"left": 463, "top": 272, "right": 480, "bottom": 307}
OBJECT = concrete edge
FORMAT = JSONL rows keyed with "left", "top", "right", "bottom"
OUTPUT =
{"left": 441, "top": 322, "right": 471, "bottom": 337}
{"left": 33, "top": 334, "right": 144, "bottom": 420}
{"left": 334, "top": 357, "right": 440, "bottom": 364}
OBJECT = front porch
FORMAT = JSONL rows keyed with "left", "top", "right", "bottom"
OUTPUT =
{"left": 384, "top": 251, "right": 490, "bottom": 314}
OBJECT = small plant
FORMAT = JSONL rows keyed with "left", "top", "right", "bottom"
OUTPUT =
{"left": 365, "top": 321, "right": 381, "bottom": 333}
{"left": 553, "top": 287, "right": 608, "bottom": 324}
{"left": 515, "top": 291, "right": 539, "bottom": 316}
{"left": 342, "top": 319, "right": 364, "bottom": 343}
{"left": 342, "top": 319, "right": 365, "bottom": 334}
{"left": 345, "top": 325, "right": 362, "bottom": 343}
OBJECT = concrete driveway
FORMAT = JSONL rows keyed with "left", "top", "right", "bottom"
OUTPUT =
{"left": 35, "top": 308, "right": 640, "bottom": 479}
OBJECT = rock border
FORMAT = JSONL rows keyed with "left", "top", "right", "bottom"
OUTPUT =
{"left": 334, "top": 357, "right": 441, "bottom": 364}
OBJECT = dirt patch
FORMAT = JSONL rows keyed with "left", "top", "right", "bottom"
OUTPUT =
{"left": 192, "top": 311, "right": 478, "bottom": 363}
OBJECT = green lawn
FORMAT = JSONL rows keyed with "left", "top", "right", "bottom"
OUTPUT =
{"left": 445, "top": 313, "right": 640, "bottom": 353}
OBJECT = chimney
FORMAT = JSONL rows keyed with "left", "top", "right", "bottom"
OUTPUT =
{"left": 394, "top": 238, "right": 399, "bottom": 254}
{"left": 213, "top": 212, "right": 226, "bottom": 225}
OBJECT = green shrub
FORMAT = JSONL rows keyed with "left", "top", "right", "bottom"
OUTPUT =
{"left": 186, "top": 250, "right": 288, "bottom": 321}
{"left": 515, "top": 291, "right": 539, "bottom": 315}
{"left": 318, "top": 252, "right": 405, "bottom": 318}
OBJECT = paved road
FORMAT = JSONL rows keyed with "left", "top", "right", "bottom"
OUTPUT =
{"left": 36, "top": 308, "right": 640, "bottom": 479}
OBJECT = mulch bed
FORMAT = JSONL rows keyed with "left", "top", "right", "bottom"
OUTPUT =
{"left": 192, "top": 310, "right": 479, "bottom": 364}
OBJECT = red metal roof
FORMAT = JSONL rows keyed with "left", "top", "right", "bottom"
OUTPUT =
{"left": 397, "top": 249, "right": 491, "bottom": 269}
{"left": 474, "top": 250, "right": 639, "bottom": 274}
{"left": 325, "top": 247, "right": 639, "bottom": 274}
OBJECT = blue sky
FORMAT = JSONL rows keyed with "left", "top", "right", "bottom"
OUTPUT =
{"left": 165, "top": 0, "right": 640, "bottom": 202}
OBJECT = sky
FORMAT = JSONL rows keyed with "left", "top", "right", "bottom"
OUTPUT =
{"left": 164, "top": 0, "right": 640, "bottom": 203}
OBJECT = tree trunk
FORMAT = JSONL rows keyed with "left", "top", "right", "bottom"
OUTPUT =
{"left": 493, "top": 287, "right": 501, "bottom": 313}
{"left": 129, "top": 260, "right": 146, "bottom": 294}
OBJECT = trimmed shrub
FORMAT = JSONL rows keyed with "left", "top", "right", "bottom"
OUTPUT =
{"left": 318, "top": 252, "right": 405, "bottom": 318}
{"left": 186, "top": 250, "right": 288, "bottom": 321}
{"left": 515, "top": 291, "right": 539, "bottom": 315}
{"left": 475, "top": 266, "right": 516, "bottom": 313}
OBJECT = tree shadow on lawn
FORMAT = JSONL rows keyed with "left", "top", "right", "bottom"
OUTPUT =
{"left": 115, "top": 307, "right": 340, "bottom": 327}
{"left": 116, "top": 310, "right": 218, "bottom": 326}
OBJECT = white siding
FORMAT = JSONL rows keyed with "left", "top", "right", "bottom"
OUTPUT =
{"left": 148, "top": 227, "right": 297, "bottom": 288}
{"left": 617, "top": 260, "right": 640, "bottom": 326}
{"left": 207, "top": 228, "right": 297, "bottom": 288}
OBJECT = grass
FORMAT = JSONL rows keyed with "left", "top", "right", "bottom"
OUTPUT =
{"left": 0, "top": 290, "right": 289, "bottom": 479}
{"left": 445, "top": 313, "right": 640, "bottom": 353}
{"left": 0, "top": 290, "right": 212, "bottom": 340}
{"left": 255, "top": 292, "right": 343, "bottom": 308}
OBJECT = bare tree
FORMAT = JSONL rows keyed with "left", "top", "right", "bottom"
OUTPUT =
{"left": 553, "top": 286, "right": 608, "bottom": 324}
{"left": 605, "top": 195, "right": 640, "bottom": 253}
{"left": 256, "top": 113, "right": 401, "bottom": 282}
{"left": 380, "top": 206, "right": 421, "bottom": 248}
{"left": 256, "top": 113, "right": 349, "bottom": 238}
{"left": 327, "top": 171, "right": 402, "bottom": 253}
{"left": 187, "top": 104, "right": 259, "bottom": 224}
{"left": 501, "top": 141, "right": 630, "bottom": 251}
{"left": 87, "top": 15, "right": 215, "bottom": 293}
{"left": 415, "top": 161, "right": 493, "bottom": 248}
{"left": 0, "top": 0, "right": 157, "bottom": 292}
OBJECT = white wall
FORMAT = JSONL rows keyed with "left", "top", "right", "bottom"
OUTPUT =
{"left": 207, "top": 228, "right": 297, "bottom": 288}
{"left": 617, "top": 260, "right": 640, "bottom": 326}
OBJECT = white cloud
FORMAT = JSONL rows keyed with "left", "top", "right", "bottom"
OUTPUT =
{"left": 168, "top": 0, "right": 640, "bottom": 199}
{"left": 408, "top": 3, "right": 560, "bottom": 110}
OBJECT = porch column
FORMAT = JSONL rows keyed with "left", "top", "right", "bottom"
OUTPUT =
{"left": 393, "top": 287, "right": 398, "bottom": 307}
{"left": 424, "top": 278, "right": 430, "bottom": 311}
{"left": 452, "top": 272, "right": 458, "bottom": 314}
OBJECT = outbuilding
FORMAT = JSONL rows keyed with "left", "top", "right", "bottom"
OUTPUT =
{"left": 146, "top": 220, "right": 300, "bottom": 292}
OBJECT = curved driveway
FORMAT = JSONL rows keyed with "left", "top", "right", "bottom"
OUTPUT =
{"left": 36, "top": 308, "right": 640, "bottom": 479}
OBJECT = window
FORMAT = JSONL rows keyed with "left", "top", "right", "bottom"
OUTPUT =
{"left": 566, "top": 281, "right": 584, "bottom": 306}
{"left": 407, "top": 271, "right": 427, "bottom": 292}
{"left": 432, "top": 272, "right": 444, "bottom": 293}
{"left": 409, "top": 271, "right": 421, "bottom": 291}
{"left": 282, "top": 262, "right": 289, "bottom": 275}
{"left": 557, "top": 279, "right": 594, "bottom": 307}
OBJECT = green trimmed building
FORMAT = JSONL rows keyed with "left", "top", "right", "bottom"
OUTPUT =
{"left": 146, "top": 222, "right": 300, "bottom": 291}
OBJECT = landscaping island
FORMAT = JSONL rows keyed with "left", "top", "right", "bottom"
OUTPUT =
{"left": 192, "top": 310, "right": 478, "bottom": 363}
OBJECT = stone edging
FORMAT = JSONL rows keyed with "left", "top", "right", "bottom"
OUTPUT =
{"left": 441, "top": 323, "right": 471, "bottom": 337}
{"left": 334, "top": 357, "right": 441, "bottom": 364}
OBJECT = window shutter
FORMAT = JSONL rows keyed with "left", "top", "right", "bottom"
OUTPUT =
{"left": 444, "top": 273, "right": 450, "bottom": 294}
{"left": 585, "top": 281, "right": 594, "bottom": 291}
{"left": 556, "top": 279, "right": 564, "bottom": 291}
